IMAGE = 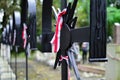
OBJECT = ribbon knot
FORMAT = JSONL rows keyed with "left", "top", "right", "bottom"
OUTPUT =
{"left": 59, "top": 55, "right": 68, "bottom": 61}
{"left": 22, "top": 23, "right": 27, "bottom": 49}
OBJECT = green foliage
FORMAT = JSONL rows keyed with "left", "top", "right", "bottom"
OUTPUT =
{"left": 107, "top": 0, "right": 116, "bottom": 6}
{"left": 0, "top": 0, "right": 20, "bottom": 28}
{"left": 53, "top": 0, "right": 60, "bottom": 8}
{"left": 36, "top": 0, "right": 90, "bottom": 35}
{"left": 107, "top": 7, "right": 120, "bottom": 36}
{"left": 75, "top": 0, "right": 89, "bottom": 27}
{"left": 36, "top": 0, "right": 42, "bottom": 35}
{"left": 2, "top": 0, "right": 119, "bottom": 38}
{"left": 36, "top": 0, "right": 60, "bottom": 35}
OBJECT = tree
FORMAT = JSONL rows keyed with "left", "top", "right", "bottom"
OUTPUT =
{"left": 0, "top": 0, "right": 20, "bottom": 29}
{"left": 107, "top": 7, "right": 120, "bottom": 36}
{"left": 75, "top": 0, "right": 89, "bottom": 27}
{"left": 36, "top": 0, "right": 42, "bottom": 35}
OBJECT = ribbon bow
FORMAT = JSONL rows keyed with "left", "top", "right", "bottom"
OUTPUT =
{"left": 50, "top": 9, "right": 67, "bottom": 53}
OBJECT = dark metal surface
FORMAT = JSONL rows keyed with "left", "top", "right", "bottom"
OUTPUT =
{"left": 61, "top": 0, "right": 67, "bottom": 10}
{"left": 21, "top": 0, "right": 28, "bottom": 24}
{"left": 1, "top": 28, "right": 6, "bottom": 44}
{"left": 28, "top": 0, "right": 37, "bottom": 50}
{"left": 28, "top": 14, "right": 37, "bottom": 50}
{"left": 60, "top": 24, "right": 71, "bottom": 50}
{"left": 42, "top": 0, "right": 53, "bottom": 52}
{"left": 13, "top": 11, "right": 22, "bottom": 47}
{"left": 89, "top": 0, "right": 107, "bottom": 62}
{"left": 5, "top": 25, "right": 10, "bottom": 45}
{"left": 9, "top": 18, "right": 13, "bottom": 45}
{"left": 71, "top": 27, "right": 90, "bottom": 43}
{"left": 1, "top": 25, "right": 10, "bottom": 45}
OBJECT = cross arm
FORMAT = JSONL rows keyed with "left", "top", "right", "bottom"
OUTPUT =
{"left": 71, "top": 27, "right": 90, "bottom": 43}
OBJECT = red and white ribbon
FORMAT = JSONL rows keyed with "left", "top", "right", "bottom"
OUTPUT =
{"left": 22, "top": 23, "right": 27, "bottom": 49}
{"left": 50, "top": 9, "right": 67, "bottom": 53}
{"left": 59, "top": 55, "right": 68, "bottom": 61}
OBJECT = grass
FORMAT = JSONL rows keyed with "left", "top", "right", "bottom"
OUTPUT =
{"left": 115, "top": 45, "right": 120, "bottom": 54}
{"left": 11, "top": 51, "right": 35, "bottom": 60}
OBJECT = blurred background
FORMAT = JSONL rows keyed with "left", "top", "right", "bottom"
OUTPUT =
{"left": 0, "top": 0, "right": 120, "bottom": 80}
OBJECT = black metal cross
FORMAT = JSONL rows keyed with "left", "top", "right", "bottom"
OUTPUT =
{"left": 42, "top": 0, "right": 107, "bottom": 80}
{"left": 21, "top": 0, "right": 37, "bottom": 80}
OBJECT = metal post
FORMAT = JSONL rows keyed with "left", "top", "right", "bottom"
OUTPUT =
{"left": 42, "top": 0, "right": 52, "bottom": 52}
{"left": 61, "top": 0, "right": 67, "bottom": 10}
{"left": 25, "top": 45, "right": 28, "bottom": 80}
{"left": 10, "top": 46, "right": 12, "bottom": 80}
{"left": 15, "top": 47, "right": 18, "bottom": 80}
{"left": 89, "top": 0, "right": 107, "bottom": 62}
{"left": 60, "top": 0, "right": 68, "bottom": 79}
{"left": 61, "top": 57, "right": 68, "bottom": 80}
